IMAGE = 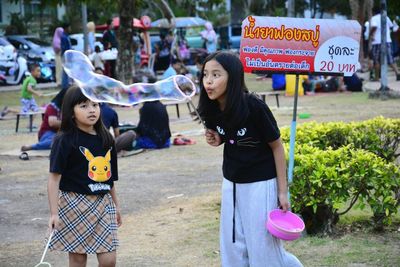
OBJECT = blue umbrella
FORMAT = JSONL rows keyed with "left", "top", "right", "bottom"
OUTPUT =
{"left": 151, "top": 17, "right": 208, "bottom": 28}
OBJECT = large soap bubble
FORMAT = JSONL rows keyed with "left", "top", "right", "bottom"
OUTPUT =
{"left": 62, "top": 50, "right": 196, "bottom": 106}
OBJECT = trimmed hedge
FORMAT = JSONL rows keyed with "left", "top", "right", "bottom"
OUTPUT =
{"left": 281, "top": 116, "right": 400, "bottom": 162}
{"left": 282, "top": 117, "right": 400, "bottom": 234}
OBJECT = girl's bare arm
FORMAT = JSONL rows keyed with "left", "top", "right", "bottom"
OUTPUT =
{"left": 268, "top": 138, "right": 289, "bottom": 211}
{"left": 110, "top": 185, "right": 122, "bottom": 226}
{"left": 48, "top": 172, "right": 61, "bottom": 230}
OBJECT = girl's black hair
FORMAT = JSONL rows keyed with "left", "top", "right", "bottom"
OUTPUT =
{"left": 51, "top": 87, "right": 67, "bottom": 109}
{"left": 197, "top": 51, "right": 249, "bottom": 129}
{"left": 59, "top": 85, "right": 114, "bottom": 149}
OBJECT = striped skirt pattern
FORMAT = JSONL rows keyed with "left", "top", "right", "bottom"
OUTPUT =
{"left": 49, "top": 191, "right": 118, "bottom": 254}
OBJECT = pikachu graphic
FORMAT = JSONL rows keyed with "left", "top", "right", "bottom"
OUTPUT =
{"left": 79, "top": 146, "right": 112, "bottom": 182}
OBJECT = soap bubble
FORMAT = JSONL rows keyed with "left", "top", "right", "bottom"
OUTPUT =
{"left": 63, "top": 50, "right": 196, "bottom": 106}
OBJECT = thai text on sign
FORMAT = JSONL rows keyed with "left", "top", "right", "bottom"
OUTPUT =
{"left": 239, "top": 16, "right": 361, "bottom": 76}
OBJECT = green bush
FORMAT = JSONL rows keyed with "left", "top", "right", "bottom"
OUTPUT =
{"left": 283, "top": 117, "right": 400, "bottom": 234}
{"left": 281, "top": 116, "right": 400, "bottom": 162}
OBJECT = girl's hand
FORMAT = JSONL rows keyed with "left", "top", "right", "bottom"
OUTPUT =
{"left": 48, "top": 214, "right": 60, "bottom": 231}
{"left": 116, "top": 210, "right": 122, "bottom": 227}
{"left": 205, "top": 129, "right": 221, "bottom": 146}
{"left": 278, "top": 192, "right": 290, "bottom": 212}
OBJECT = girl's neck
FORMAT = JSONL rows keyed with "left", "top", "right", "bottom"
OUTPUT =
{"left": 76, "top": 123, "right": 96, "bottom": 135}
{"left": 218, "top": 98, "right": 226, "bottom": 111}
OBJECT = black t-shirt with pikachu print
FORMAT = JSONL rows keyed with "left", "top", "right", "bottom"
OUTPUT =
{"left": 50, "top": 129, "right": 118, "bottom": 195}
{"left": 206, "top": 93, "right": 280, "bottom": 183}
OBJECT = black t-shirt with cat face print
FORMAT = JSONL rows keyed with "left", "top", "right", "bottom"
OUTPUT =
{"left": 50, "top": 129, "right": 118, "bottom": 195}
{"left": 206, "top": 94, "right": 280, "bottom": 183}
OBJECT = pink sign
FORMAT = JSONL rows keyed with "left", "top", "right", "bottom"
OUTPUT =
{"left": 239, "top": 16, "right": 361, "bottom": 76}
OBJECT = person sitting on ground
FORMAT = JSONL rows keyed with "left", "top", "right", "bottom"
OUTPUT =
{"left": 304, "top": 75, "right": 346, "bottom": 94}
{"left": 343, "top": 73, "right": 363, "bottom": 92}
{"left": 20, "top": 88, "right": 66, "bottom": 152}
{"left": 135, "top": 100, "right": 171, "bottom": 149}
{"left": 100, "top": 102, "right": 137, "bottom": 154}
{"left": 303, "top": 75, "right": 326, "bottom": 95}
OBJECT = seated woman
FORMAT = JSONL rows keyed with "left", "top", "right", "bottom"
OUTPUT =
{"left": 20, "top": 88, "right": 66, "bottom": 152}
{"left": 135, "top": 100, "right": 171, "bottom": 149}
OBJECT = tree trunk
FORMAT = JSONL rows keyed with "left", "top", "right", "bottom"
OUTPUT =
{"left": 65, "top": 0, "right": 82, "bottom": 33}
{"left": 301, "top": 205, "right": 339, "bottom": 235}
{"left": 349, "top": 0, "right": 373, "bottom": 70}
{"left": 154, "top": 0, "right": 175, "bottom": 23}
{"left": 117, "top": 0, "right": 135, "bottom": 84}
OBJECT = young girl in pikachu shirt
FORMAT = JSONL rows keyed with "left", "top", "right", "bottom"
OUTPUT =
{"left": 48, "top": 85, "right": 121, "bottom": 267}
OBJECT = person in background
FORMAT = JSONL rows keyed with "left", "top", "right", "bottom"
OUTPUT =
{"left": 369, "top": 5, "right": 400, "bottom": 81}
{"left": 177, "top": 32, "right": 191, "bottom": 64}
{"left": 162, "top": 57, "right": 182, "bottom": 79}
{"left": 60, "top": 22, "right": 72, "bottom": 90}
{"left": 20, "top": 88, "right": 67, "bottom": 153}
{"left": 135, "top": 100, "right": 171, "bottom": 149}
{"left": 52, "top": 27, "right": 63, "bottom": 87}
{"left": 153, "top": 29, "right": 172, "bottom": 72}
{"left": 343, "top": 73, "right": 363, "bottom": 92}
{"left": 272, "top": 74, "right": 286, "bottom": 91}
{"left": 92, "top": 45, "right": 104, "bottom": 72}
{"left": 201, "top": 22, "right": 217, "bottom": 54}
{"left": 102, "top": 19, "right": 119, "bottom": 79}
{"left": 100, "top": 102, "right": 137, "bottom": 154}
{"left": 1, "top": 64, "right": 43, "bottom": 120}
{"left": 20, "top": 63, "right": 43, "bottom": 113}
{"left": 87, "top": 21, "right": 96, "bottom": 54}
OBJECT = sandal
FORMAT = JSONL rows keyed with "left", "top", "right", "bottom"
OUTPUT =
{"left": 1, "top": 106, "right": 8, "bottom": 117}
{"left": 19, "top": 152, "right": 29, "bottom": 161}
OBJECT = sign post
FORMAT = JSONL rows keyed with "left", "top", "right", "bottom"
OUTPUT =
{"left": 239, "top": 16, "right": 361, "bottom": 196}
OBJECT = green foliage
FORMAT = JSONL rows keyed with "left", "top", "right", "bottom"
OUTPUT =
{"left": 283, "top": 117, "right": 400, "bottom": 234}
{"left": 281, "top": 117, "right": 400, "bottom": 162}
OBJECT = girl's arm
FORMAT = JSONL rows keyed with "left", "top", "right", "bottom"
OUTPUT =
{"left": 48, "top": 172, "right": 61, "bottom": 230}
{"left": 110, "top": 186, "right": 122, "bottom": 227}
{"left": 268, "top": 138, "right": 290, "bottom": 211}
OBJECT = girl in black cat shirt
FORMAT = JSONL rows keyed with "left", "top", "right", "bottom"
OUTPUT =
{"left": 47, "top": 86, "right": 121, "bottom": 267}
{"left": 198, "top": 52, "right": 302, "bottom": 267}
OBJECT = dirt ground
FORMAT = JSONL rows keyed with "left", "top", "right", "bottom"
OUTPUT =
{"left": 0, "top": 89, "right": 399, "bottom": 266}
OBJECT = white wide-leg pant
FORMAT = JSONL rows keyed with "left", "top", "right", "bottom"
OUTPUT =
{"left": 220, "top": 178, "right": 303, "bottom": 267}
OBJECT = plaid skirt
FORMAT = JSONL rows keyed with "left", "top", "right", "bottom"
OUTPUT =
{"left": 49, "top": 191, "right": 118, "bottom": 254}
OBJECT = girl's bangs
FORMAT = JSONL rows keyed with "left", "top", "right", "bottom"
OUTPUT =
{"left": 70, "top": 87, "right": 90, "bottom": 106}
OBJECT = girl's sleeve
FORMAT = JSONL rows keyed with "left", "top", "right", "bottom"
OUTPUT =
{"left": 253, "top": 98, "right": 280, "bottom": 143}
{"left": 49, "top": 135, "right": 70, "bottom": 174}
{"left": 111, "top": 144, "right": 118, "bottom": 181}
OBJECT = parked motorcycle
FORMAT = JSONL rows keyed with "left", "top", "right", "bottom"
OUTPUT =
{"left": 0, "top": 54, "right": 29, "bottom": 85}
